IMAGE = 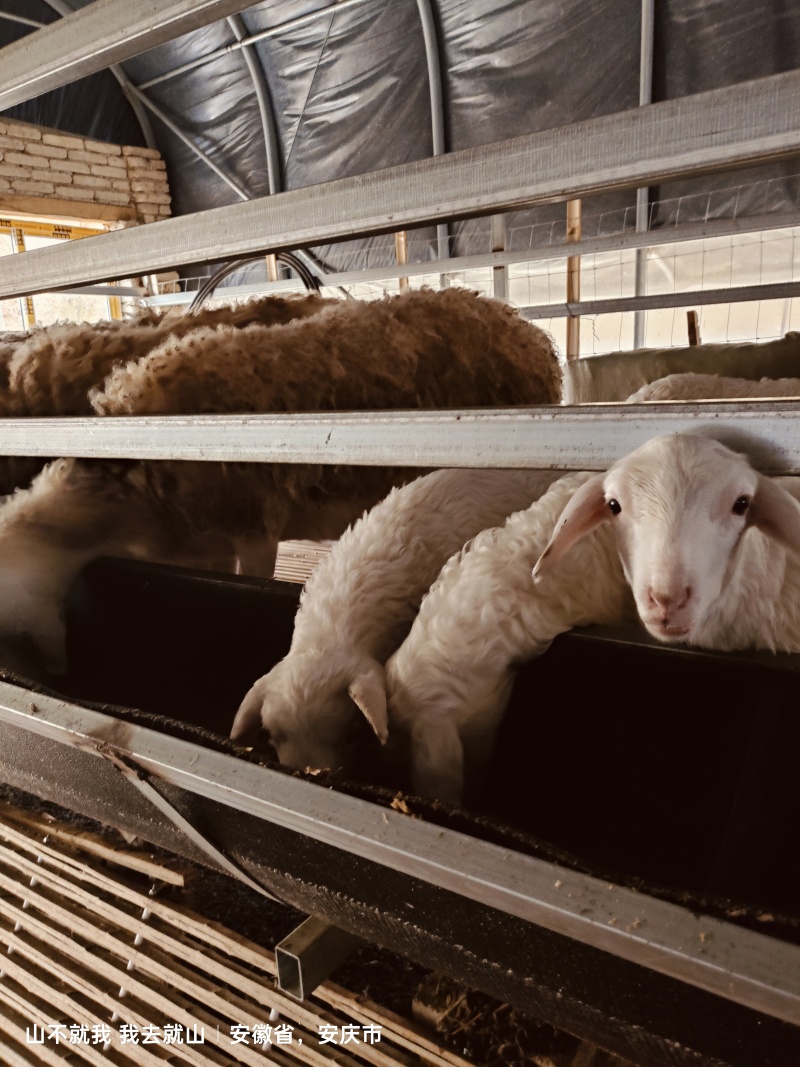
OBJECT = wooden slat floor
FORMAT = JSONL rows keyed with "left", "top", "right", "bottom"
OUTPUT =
{"left": 0, "top": 806, "right": 471, "bottom": 1067}
{"left": 273, "top": 541, "right": 332, "bottom": 586}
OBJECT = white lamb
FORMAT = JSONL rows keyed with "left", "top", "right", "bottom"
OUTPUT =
{"left": 230, "top": 467, "right": 564, "bottom": 772}
{"left": 627, "top": 373, "right": 800, "bottom": 403}
{"left": 375, "top": 434, "right": 800, "bottom": 803}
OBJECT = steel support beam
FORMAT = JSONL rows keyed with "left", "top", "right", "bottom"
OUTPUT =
{"left": 137, "top": 0, "right": 373, "bottom": 92}
{"left": 262, "top": 209, "right": 799, "bottom": 291}
{"left": 633, "top": 0, "right": 656, "bottom": 348}
{"left": 0, "top": 405, "right": 798, "bottom": 471}
{"left": 124, "top": 80, "right": 251, "bottom": 200}
{"left": 0, "top": 0, "right": 264, "bottom": 111}
{"left": 227, "top": 14, "right": 281, "bottom": 197}
{"left": 276, "top": 917, "right": 362, "bottom": 1000}
{"left": 521, "top": 278, "right": 800, "bottom": 320}
{"left": 315, "top": 209, "right": 800, "bottom": 285}
{"left": 415, "top": 0, "right": 450, "bottom": 266}
{"left": 23, "top": 0, "right": 242, "bottom": 191}
{"left": 0, "top": 11, "right": 45, "bottom": 30}
{"left": 2, "top": 69, "right": 800, "bottom": 298}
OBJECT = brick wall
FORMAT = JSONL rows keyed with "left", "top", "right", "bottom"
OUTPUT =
{"left": 0, "top": 119, "right": 172, "bottom": 225}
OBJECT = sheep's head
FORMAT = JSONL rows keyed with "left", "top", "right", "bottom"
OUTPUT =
{"left": 230, "top": 652, "right": 389, "bottom": 774}
{"left": 532, "top": 434, "right": 800, "bottom": 643}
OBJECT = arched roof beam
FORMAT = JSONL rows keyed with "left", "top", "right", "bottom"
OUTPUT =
{"left": 39, "top": 0, "right": 249, "bottom": 196}
{"left": 415, "top": 0, "right": 449, "bottom": 263}
{"left": 138, "top": 0, "right": 373, "bottom": 92}
{"left": 226, "top": 9, "right": 355, "bottom": 288}
{"left": 123, "top": 79, "right": 251, "bottom": 200}
{"left": 0, "top": 11, "right": 46, "bottom": 30}
{"left": 415, "top": 0, "right": 446, "bottom": 158}
{"left": 226, "top": 13, "right": 281, "bottom": 196}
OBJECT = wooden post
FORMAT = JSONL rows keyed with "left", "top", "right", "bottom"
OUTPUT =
{"left": 11, "top": 229, "right": 35, "bottom": 329}
{"left": 266, "top": 254, "right": 279, "bottom": 283}
{"left": 491, "top": 215, "right": 508, "bottom": 301}
{"left": 687, "top": 310, "right": 701, "bottom": 346}
{"left": 566, "top": 199, "right": 582, "bottom": 360}
{"left": 395, "top": 231, "right": 408, "bottom": 290}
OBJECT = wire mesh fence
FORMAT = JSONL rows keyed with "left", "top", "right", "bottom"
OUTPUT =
{"left": 144, "top": 170, "right": 800, "bottom": 358}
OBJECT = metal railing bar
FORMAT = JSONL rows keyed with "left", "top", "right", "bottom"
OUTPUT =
{"left": 2, "top": 68, "right": 800, "bottom": 299}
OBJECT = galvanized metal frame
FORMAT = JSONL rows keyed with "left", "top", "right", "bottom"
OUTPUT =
{"left": 0, "top": 681, "right": 796, "bottom": 1025}
{"left": 633, "top": 0, "right": 656, "bottom": 348}
{"left": 138, "top": 207, "right": 800, "bottom": 307}
{"left": 226, "top": 13, "right": 282, "bottom": 197}
{"left": 521, "top": 278, "right": 800, "bottom": 320}
{"left": 136, "top": 0, "right": 375, "bottom": 92}
{"left": 275, "top": 917, "right": 363, "bottom": 1000}
{"left": 0, "top": 3, "right": 797, "bottom": 1037}
{"left": 26, "top": 1, "right": 159, "bottom": 150}
{"left": 316, "top": 208, "right": 800, "bottom": 286}
{"left": 0, "top": 404, "right": 797, "bottom": 471}
{"left": 3, "top": 68, "right": 800, "bottom": 298}
{"left": 415, "top": 0, "right": 450, "bottom": 265}
{"left": 0, "top": 0, "right": 262, "bottom": 111}
{"left": 124, "top": 79, "right": 252, "bottom": 200}
{"left": 33, "top": 2, "right": 259, "bottom": 197}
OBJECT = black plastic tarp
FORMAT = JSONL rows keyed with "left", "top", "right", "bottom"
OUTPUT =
{"left": 1, "top": 0, "right": 799, "bottom": 274}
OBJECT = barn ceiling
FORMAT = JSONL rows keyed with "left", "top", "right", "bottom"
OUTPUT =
{"left": 1, "top": 0, "right": 799, "bottom": 275}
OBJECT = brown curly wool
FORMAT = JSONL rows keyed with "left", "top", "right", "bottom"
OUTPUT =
{"left": 3, "top": 292, "right": 333, "bottom": 418}
{"left": 0, "top": 289, "right": 561, "bottom": 671}
{"left": 0, "top": 294, "right": 334, "bottom": 495}
{"left": 93, "top": 287, "right": 560, "bottom": 415}
{"left": 87, "top": 287, "right": 561, "bottom": 562}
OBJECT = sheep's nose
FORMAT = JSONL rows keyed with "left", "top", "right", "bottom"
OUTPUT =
{"left": 648, "top": 586, "right": 691, "bottom": 612}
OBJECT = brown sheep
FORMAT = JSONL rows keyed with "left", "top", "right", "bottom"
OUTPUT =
{"left": 0, "top": 293, "right": 334, "bottom": 495}
{"left": 0, "top": 287, "right": 561, "bottom": 674}
{"left": 4, "top": 292, "right": 333, "bottom": 418}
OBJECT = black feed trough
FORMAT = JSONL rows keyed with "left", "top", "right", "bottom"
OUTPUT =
{"left": 0, "top": 556, "right": 797, "bottom": 1067}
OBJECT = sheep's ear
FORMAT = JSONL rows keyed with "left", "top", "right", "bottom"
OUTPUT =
{"left": 230, "top": 678, "right": 267, "bottom": 744}
{"left": 749, "top": 475, "right": 800, "bottom": 553}
{"left": 348, "top": 662, "right": 389, "bottom": 744}
{"left": 532, "top": 474, "right": 608, "bottom": 581}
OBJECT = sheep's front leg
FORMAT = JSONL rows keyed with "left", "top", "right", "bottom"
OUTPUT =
{"left": 234, "top": 537, "right": 278, "bottom": 579}
{"left": 409, "top": 717, "right": 465, "bottom": 804}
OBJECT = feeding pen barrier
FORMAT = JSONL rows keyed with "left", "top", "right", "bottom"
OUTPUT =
{"left": 0, "top": 4, "right": 799, "bottom": 1066}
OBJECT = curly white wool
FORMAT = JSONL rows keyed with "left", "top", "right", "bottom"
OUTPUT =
{"left": 230, "top": 467, "right": 563, "bottom": 773}
{"left": 627, "top": 372, "right": 800, "bottom": 402}
{"left": 385, "top": 435, "right": 800, "bottom": 803}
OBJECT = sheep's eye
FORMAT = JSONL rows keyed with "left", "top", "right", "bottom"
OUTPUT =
{"left": 607, "top": 498, "right": 622, "bottom": 516}
{"left": 732, "top": 496, "right": 750, "bottom": 516}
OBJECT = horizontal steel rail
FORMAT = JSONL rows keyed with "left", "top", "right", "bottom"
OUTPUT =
{"left": 1, "top": 405, "right": 800, "bottom": 471}
{"left": 522, "top": 279, "right": 800, "bottom": 320}
{"left": 0, "top": 681, "right": 796, "bottom": 1025}
{"left": 2, "top": 69, "right": 800, "bottom": 299}
{"left": 317, "top": 209, "right": 800, "bottom": 287}
{"left": 141, "top": 211, "right": 800, "bottom": 307}
{"left": 0, "top": 0, "right": 260, "bottom": 111}
{"left": 140, "top": 210, "right": 800, "bottom": 305}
